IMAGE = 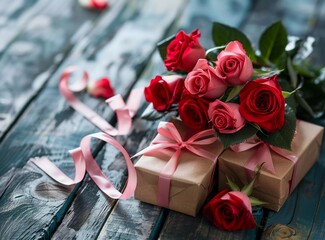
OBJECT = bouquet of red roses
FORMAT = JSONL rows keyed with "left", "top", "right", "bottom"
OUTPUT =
{"left": 142, "top": 21, "right": 317, "bottom": 150}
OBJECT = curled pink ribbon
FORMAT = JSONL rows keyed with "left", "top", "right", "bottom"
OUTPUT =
{"left": 32, "top": 67, "right": 143, "bottom": 199}
{"left": 59, "top": 66, "right": 142, "bottom": 136}
{"left": 134, "top": 122, "right": 219, "bottom": 208}
{"left": 32, "top": 132, "right": 136, "bottom": 199}
{"left": 230, "top": 140, "right": 298, "bottom": 192}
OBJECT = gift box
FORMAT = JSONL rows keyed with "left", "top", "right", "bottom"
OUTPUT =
{"left": 134, "top": 120, "right": 224, "bottom": 216}
{"left": 218, "top": 120, "right": 324, "bottom": 211}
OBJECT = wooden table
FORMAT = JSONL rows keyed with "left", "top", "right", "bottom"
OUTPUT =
{"left": 0, "top": 0, "right": 324, "bottom": 239}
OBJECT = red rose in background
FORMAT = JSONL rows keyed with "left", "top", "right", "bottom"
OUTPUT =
{"left": 239, "top": 75, "right": 285, "bottom": 132}
{"left": 79, "top": 0, "right": 108, "bottom": 9}
{"left": 208, "top": 100, "right": 246, "bottom": 133}
{"left": 178, "top": 90, "right": 210, "bottom": 131}
{"left": 87, "top": 77, "right": 114, "bottom": 99}
{"left": 184, "top": 59, "right": 227, "bottom": 99}
{"left": 144, "top": 75, "right": 184, "bottom": 111}
{"left": 216, "top": 41, "right": 253, "bottom": 86}
{"left": 203, "top": 189, "right": 255, "bottom": 232}
{"left": 164, "top": 29, "right": 205, "bottom": 73}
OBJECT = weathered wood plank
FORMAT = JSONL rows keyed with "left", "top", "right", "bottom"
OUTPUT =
{"left": 0, "top": 0, "right": 51, "bottom": 54}
{"left": 158, "top": 208, "right": 264, "bottom": 240}
{"left": 0, "top": 0, "right": 101, "bottom": 139}
{"left": 0, "top": 0, "right": 185, "bottom": 239}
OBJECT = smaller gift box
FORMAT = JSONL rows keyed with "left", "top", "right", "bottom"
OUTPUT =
{"left": 218, "top": 120, "right": 324, "bottom": 211}
{"left": 134, "top": 119, "right": 224, "bottom": 216}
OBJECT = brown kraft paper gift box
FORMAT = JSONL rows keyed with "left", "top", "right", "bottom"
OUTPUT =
{"left": 218, "top": 120, "right": 324, "bottom": 211}
{"left": 134, "top": 120, "right": 224, "bottom": 216}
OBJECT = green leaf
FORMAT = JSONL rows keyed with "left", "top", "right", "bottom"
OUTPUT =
{"left": 259, "top": 21, "right": 288, "bottom": 63}
{"left": 216, "top": 124, "right": 258, "bottom": 149}
{"left": 295, "top": 93, "right": 315, "bottom": 117}
{"left": 226, "top": 176, "right": 240, "bottom": 191}
{"left": 282, "top": 88, "right": 299, "bottom": 99}
{"left": 250, "top": 196, "right": 268, "bottom": 206}
{"left": 287, "top": 57, "right": 298, "bottom": 88}
{"left": 241, "top": 164, "right": 264, "bottom": 196}
{"left": 157, "top": 35, "right": 175, "bottom": 61}
{"left": 225, "top": 85, "right": 243, "bottom": 102}
{"left": 257, "top": 105, "right": 296, "bottom": 150}
{"left": 252, "top": 69, "right": 283, "bottom": 78}
{"left": 212, "top": 22, "right": 255, "bottom": 61}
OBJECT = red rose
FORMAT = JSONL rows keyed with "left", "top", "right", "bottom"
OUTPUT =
{"left": 164, "top": 29, "right": 205, "bottom": 73}
{"left": 178, "top": 90, "right": 210, "bottom": 131}
{"left": 87, "top": 77, "right": 115, "bottom": 99}
{"left": 208, "top": 100, "right": 246, "bottom": 133}
{"left": 203, "top": 189, "right": 255, "bottom": 232}
{"left": 79, "top": 0, "right": 108, "bottom": 9}
{"left": 239, "top": 75, "right": 285, "bottom": 132}
{"left": 216, "top": 41, "right": 253, "bottom": 86}
{"left": 185, "top": 59, "right": 227, "bottom": 99}
{"left": 144, "top": 75, "right": 184, "bottom": 111}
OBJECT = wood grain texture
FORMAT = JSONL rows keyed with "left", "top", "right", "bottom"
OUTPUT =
{"left": 0, "top": 0, "right": 185, "bottom": 239}
{"left": 159, "top": 208, "right": 264, "bottom": 240}
{"left": 0, "top": 0, "right": 100, "bottom": 139}
{"left": 0, "top": 0, "right": 51, "bottom": 54}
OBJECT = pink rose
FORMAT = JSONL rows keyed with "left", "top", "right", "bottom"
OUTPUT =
{"left": 184, "top": 59, "right": 228, "bottom": 99}
{"left": 144, "top": 75, "right": 184, "bottom": 111}
{"left": 87, "top": 77, "right": 114, "bottom": 99}
{"left": 208, "top": 100, "right": 245, "bottom": 133}
{"left": 164, "top": 29, "right": 206, "bottom": 73}
{"left": 216, "top": 41, "right": 253, "bottom": 86}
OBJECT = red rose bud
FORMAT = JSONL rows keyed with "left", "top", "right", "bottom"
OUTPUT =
{"left": 87, "top": 77, "right": 115, "bottom": 99}
{"left": 203, "top": 189, "right": 255, "bottom": 232}
{"left": 208, "top": 100, "right": 246, "bottom": 134}
{"left": 178, "top": 90, "right": 210, "bottom": 131}
{"left": 185, "top": 59, "right": 227, "bottom": 99}
{"left": 164, "top": 29, "right": 206, "bottom": 73}
{"left": 239, "top": 75, "right": 285, "bottom": 132}
{"left": 79, "top": 0, "right": 108, "bottom": 10}
{"left": 216, "top": 41, "right": 253, "bottom": 86}
{"left": 144, "top": 75, "right": 184, "bottom": 112}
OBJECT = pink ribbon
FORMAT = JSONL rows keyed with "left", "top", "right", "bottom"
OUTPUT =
{"left": 230, "top": 140, "right": 298, "bottom": 192}
{"left": 59, "top": 66, "right": 142, "bottom": 136}
{"left": 32, "top": 66, "right": 143, "bottom": 199}
{"left": 32, "top": 132, "right": 136, "bottom": 199}
{"left": 134, "top": 122, "right": 219, "bottom": 208}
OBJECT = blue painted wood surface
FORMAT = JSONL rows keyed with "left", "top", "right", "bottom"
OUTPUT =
{"left": 0, "top": 0, "right": 324, "bottom": 239}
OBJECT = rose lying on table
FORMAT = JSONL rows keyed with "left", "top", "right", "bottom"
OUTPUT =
{"left": 204, "top": 165, "right": 265, "bottom": 232}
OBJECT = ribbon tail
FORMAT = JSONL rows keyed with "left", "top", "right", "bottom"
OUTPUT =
{"left": 31, "top": 147, "right": 86, "bottom": 185}
{"left": 157, "top": 149, "right": 181, "bottom": 208}
{"left": 80, "top": 133, "right": 137, "bottom": 200}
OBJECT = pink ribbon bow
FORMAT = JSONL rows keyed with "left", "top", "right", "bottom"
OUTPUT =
{"left": 32, "top": 132, "right": 136, "bottom": 199}
{"left": 134, "top": 122, "right": 219, "bottom": 208}
{"left": 230, "top": 139, "right": 298, "bottom": 192}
